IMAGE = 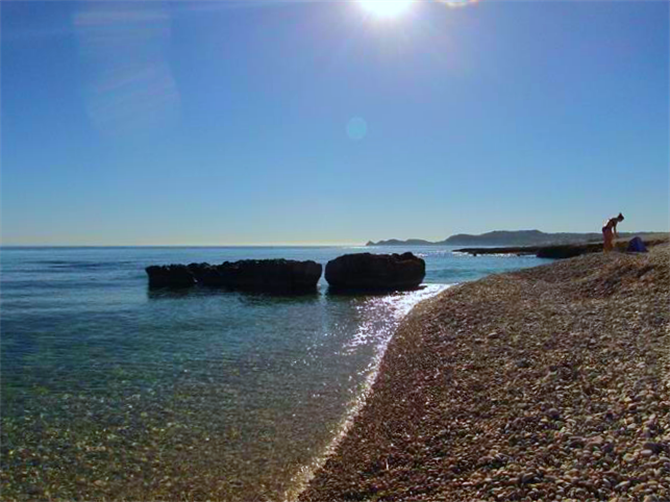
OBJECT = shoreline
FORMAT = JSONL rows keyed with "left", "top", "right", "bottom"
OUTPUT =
{"left": 283, "top": 284, "right": 453, "bottom": 502}
{"left": 298, "top": 245, "right": 670, "bottom": 501}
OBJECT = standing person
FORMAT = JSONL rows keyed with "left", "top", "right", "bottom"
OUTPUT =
{"left": 602, "top": 213, "right": 624, "bottom": 252}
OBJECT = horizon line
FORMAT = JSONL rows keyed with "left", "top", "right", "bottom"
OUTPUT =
{"left": 2, "top": 229, "right": 667, "bottom": 249}
{"left": 0, "top": 243, "right": 368, "bottom": 249}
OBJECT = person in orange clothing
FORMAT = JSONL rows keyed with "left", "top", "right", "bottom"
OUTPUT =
{"left": 602, "top": 213, "right": 624, "bottom": 252}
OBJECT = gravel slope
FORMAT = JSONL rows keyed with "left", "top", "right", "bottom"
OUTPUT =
{"left": 298, "top": 245, "right": 670, "bottom": 502}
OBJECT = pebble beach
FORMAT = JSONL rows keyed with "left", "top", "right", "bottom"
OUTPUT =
{"left": 299, "top": 244, "right": 670, "bottom": 501}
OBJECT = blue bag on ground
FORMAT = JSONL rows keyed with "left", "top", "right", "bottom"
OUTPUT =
{"left": 626, "top": 236, "right": 648, "bottom": 253}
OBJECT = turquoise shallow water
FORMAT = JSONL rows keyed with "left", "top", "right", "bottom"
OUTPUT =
{"left": 0, "top": 246, "right": 546, "bottom": 500}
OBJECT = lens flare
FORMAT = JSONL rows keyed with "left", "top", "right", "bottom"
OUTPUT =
{"left": 358, "top": 0, "right": 414, "bottom": 18}
{"left": 346, "top": 117, "right": 368, "bottom": 141}
{"left": 437, "top": 0, "right": 480, "bottom": 8}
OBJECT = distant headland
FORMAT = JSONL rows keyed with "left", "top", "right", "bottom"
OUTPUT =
{"left": 366, "top": 229, "right": 659, "bottom": 247}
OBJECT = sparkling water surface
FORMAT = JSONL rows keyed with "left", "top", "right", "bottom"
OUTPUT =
{"left": 1, "top": 246, "right": 546, "bottom": 500}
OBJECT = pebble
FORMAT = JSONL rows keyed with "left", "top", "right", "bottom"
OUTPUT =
{"left": 547, "top": 408, "right": 561, "bottom": 420}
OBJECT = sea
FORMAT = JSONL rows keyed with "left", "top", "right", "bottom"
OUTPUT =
{"left": 0, "top": 246, "right": 547, "bottom": 501}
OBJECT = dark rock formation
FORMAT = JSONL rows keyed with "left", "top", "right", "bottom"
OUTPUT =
{"left": 456, "top": 243, "right": 603, "bottom": 259}
{"left": 535, "top": 243, "right": 603, "bottom": 259}
{"left": 146, "top": 264, "right": 197, "bottom": 288}
{"left": 454, "top": 246, "right": 540, "bottom": 256}
{"left": 456, "top": 243, "right": 604, "bottom": 259}
{"left": 199, "top": 259, "right": 322, "bottom": 292}
{"left": 187, "top": 262, "right": 211, "bottom": 279}
{"left": 146, "top": 259, "right": 322, "bottom": 292}
{"left": 325, "top": 252, "right": 425, "bottom": 291}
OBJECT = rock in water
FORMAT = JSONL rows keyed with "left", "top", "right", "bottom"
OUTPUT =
{"left": 325, "top": 252, "right": 425, "bottom": 291}
{"left": 146, "top": 264, "right": 196, "bottom": 288}
{"left": 187, "top": 262, "right": 211, "bottom": 279}
{"left": 200, "top": 259, "right": 322, "bottom": 292}
{"left": 146, "top": 259, "right": 322, "bottom": 292}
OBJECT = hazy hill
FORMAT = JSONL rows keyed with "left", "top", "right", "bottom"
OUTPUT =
{"left": 443, "top": 230, "right": 604, "bottom": 246}
{"left": 366, "top": 230, "right": 659, "bottom": 247}
{"left": 364, "top": 239, "right": 434, "bottom": 247}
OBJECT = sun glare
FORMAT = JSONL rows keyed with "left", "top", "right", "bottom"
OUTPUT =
{"left": 358, "top": 0, "right": 415, "bottom": 18}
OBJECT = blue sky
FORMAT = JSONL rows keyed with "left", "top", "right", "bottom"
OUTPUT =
{"left": 2, "top": 0, "right": 668, "bottom": 245}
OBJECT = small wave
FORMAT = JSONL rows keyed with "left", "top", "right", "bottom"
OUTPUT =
{"left": 53, "top": 261, "right": 129, "bottom": 269}
{"left": 282, "top": 283, "right": 450, "bottom": 502}
{"left": 32, "top": 259, "right": 132, "bottom": 269}
{"left": 343, "top": 284, "right": 449, "bottom": 351}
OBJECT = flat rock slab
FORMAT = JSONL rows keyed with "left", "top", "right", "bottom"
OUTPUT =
{"left": 146, "top": 259, "right": 322, "bottom": 293}
{"left": 456, "top": 236, "right": 668, "bottom": 259}
{"left": 197, "top": 259, "right": 322, "bottom": 292}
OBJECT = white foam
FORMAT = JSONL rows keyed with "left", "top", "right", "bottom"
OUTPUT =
{"left": 282, "top": 283, "right": 451, "bottom": 502}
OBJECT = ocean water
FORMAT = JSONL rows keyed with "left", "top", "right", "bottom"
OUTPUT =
{"left": 0, "top": 246, "right": 546, "bottom": 501}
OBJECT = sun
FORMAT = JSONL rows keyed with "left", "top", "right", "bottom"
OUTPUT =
{"left": 358, "top": 0, "right": 415, "bottom": 18}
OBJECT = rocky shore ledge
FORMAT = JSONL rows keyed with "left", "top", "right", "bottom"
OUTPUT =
{"left": 299, "top": 245, "right": 670, "bottom": 501}
{"left": 454, "top": 234, "right": 668, "bottom": 260}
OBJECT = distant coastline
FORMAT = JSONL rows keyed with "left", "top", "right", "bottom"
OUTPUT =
{"left": 366, "top": 229, "right": 662, "bottom": 247}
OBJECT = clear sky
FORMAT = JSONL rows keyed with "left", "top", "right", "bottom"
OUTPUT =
{"left": 2, "top": 0, "right": 668, "bottom": 245}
